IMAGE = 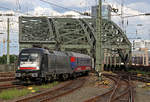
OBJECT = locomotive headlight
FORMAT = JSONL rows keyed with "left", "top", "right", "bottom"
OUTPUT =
{"left": 15, "top": 73, "right": 21, "bottom": 77}
{"left": 31, "top": 73, "right": 38, "bottom": 77}
{"left": 36, "top": 66, "right": 40, "bottom": 70}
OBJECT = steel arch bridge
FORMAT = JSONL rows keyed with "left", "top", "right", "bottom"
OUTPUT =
{"left": 19, "top": 16, "right": 132, "bottom": 69}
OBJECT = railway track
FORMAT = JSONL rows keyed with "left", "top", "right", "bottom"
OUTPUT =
{"left": 85, "top": 74, "right": 135, "bottom": 102}
{"left": 0, "top": 77, "right": 15, "bottom": 82}
{"left": 0, "top": 72, "right": 15, "bottom": 82}
{"left": 0, "top": 72, "right": 15, "bottom": 77}
{"left": 0, "top": 72, "right": 25, "bottom": 91}
{"left": 0, "top": 84, "right": 25, "bottom": 91}
{"left": 110, "top": 76, "right": 134, "bottom": 102}
{"left": 16, "top": 77, "right": 87, "bottom": 102}
{"left": 115, "top": 71, "right": 150, "bottom": 83}
{"left": 84, "top": 74, "right": 117, "bottom": 102}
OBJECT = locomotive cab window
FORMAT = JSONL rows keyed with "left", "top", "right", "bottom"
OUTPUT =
{"left": 19, "top": 52, "right": 41, "bottom": 70}
{"left": 20, "top": 53, "right": 40, "bottom": 62}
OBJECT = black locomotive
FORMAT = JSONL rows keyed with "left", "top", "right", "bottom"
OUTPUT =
{"left": 15, "top": 48, "right": 92, "bottom": 83}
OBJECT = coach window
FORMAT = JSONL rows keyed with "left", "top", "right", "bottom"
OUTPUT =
{"left": 84, "top": 59, "right": 87, "bottom": 66}
{"left": 82, "top": 59, "right": 84, "bottom": 65}
{"left": 77, "top": 58, "right": 80, "bottom": 66}
{"left": 84, "top": 59, "right": 86, "bottom": 65}
{"left": 86, "top": 59, "right": 89, "bottom": 65}
{"left": 79, "top": 58, "right": 82, "bottom": 66}
{"left": 80, "top": 58, "right": 82, "bottom": 66}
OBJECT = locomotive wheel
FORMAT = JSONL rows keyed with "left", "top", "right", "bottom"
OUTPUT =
{"left": 44, "top": 77, "right": 49, "bottom": 83}
{"left": 52, "top": 74, "right": 58, "bottom": 80}
{"left": 84, "top": 71, "right": 89, "bottom": 76}
{"left": 72, "top": 73, "right": 77, "bottom": 79}
{"left": 62, "top": 74, "right": 69, "bottom": 81}
{"left": 48, "top": 76, "right": 53, "bottom": 82}
{"left": 36, "top": 79, "right": 43, "bottom": 85}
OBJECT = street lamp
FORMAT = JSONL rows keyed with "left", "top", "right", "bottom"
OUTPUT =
{"left": 136, "top": 24, "right": 143, "bottom": 38}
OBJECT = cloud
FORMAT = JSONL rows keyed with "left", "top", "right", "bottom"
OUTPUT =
{"left": 0, "top": 0, "right": 94, "bottom": 15}
{"left": 61, "top": 0, "right": 88, "bottom": 8}
{"left": 44, "top": 0, "right": 96, "bottom": 8}
{"left": 0, "top": 0, "right": 16, "bottom": 6}
{"left": 127, "top": 2, "right": 150, "bottom": 13}
{"left": 0, "top": 0, "right": 37, "bottom": 13}
{"left": 32, "top": 6, "right": 61, "bottom": 16}
{"left": 29, "top": 6, "right": 89, "bottom": 18}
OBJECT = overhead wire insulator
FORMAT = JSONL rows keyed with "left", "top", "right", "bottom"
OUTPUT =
{"left": 111, "top": 8, "right": 119, "bottom": 13}
{"left": 83, "top": 12, "right": 91, "bottom": 16}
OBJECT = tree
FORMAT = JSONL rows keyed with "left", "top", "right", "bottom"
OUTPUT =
{"left": 0, "top": 55, "right": 18, "bottom": 64}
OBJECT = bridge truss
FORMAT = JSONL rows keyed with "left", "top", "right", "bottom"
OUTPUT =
{"left": 19, "top": 16, "right": 132, "bottom": 69}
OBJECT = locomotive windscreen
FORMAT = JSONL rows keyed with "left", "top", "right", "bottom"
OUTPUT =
{"left": 20, "top": 53, "right": 39, "bottom": 61}
{"left": 19, "top": 52, "right": 41, "bottom": 70}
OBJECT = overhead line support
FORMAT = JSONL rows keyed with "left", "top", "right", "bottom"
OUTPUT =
{"left": 95, "top": 0, "right": 103, "bottom": 79}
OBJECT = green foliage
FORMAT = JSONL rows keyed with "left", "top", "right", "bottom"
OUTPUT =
{"left": 34, "top": 81, "right": 59, "bottom": 90}
{"left": 0, "top": 88, "right": 30, "bottom": 100}
{"left": 10, "top": 55, "right": 18, "bottom": 64}
{"left": 0, "top": 55, "right": 7, "bottom": 64}
{"left": 0, "top": 81, "right": 59, "bottom": 100}
{"left": 0, "top": 55, "right": 18, "bottom": 64}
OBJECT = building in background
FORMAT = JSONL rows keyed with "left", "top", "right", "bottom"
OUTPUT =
{"left": 91, "top": 4, "right": 111, "bottom": 20}
{"left": 132, "top": 48, "right": 149, "bottom": 66}
{"left": 132, "top": 39, "right": 150, "bottom": 66}
{"left": 133, "top": 39, "right": 150, "bottom": 50}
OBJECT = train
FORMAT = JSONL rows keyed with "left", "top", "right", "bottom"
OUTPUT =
{"left": 15, "top": 48, "right": 92, "bottom": 83}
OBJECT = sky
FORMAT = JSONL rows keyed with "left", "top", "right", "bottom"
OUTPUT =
{"left": 104, "top": 0, "right": 150, "bottom": 39}
{"left": 0, "top": 0, "right": 150, "bottom": 55}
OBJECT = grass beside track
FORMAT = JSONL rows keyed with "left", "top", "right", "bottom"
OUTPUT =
{"left": 0, "top": 81, "right": 59, "bottom": 100}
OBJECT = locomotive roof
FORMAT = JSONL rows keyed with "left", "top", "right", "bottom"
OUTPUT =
{"left": 20, "top": 48, "right": 49, "bottom": 54}
{"left": 20, "top": 48, "right": 91, "bottom": 58}
{"left": 66, "top": 52, "right": 91, "bottom": 58}
{"left": 53, "top": 51, "right": 67, "bottom": 56}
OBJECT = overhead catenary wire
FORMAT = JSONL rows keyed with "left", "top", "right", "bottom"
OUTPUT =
{"left": 0, "top": 6, "right": 33, "bottom": 16}
{"left": 39, "top": 0, "right": 82, "bottom": 14}
{"left": 39, "top": 0, "right": 91, "bottom": 16}
{"left": 103, "top": 0, "right": 122, "bottom": 19}
{"left": 105, "top": 0, "right": 148, "bottom": 17}
{"left": 16, "top": 0, "right": 21, "bottom": 11}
